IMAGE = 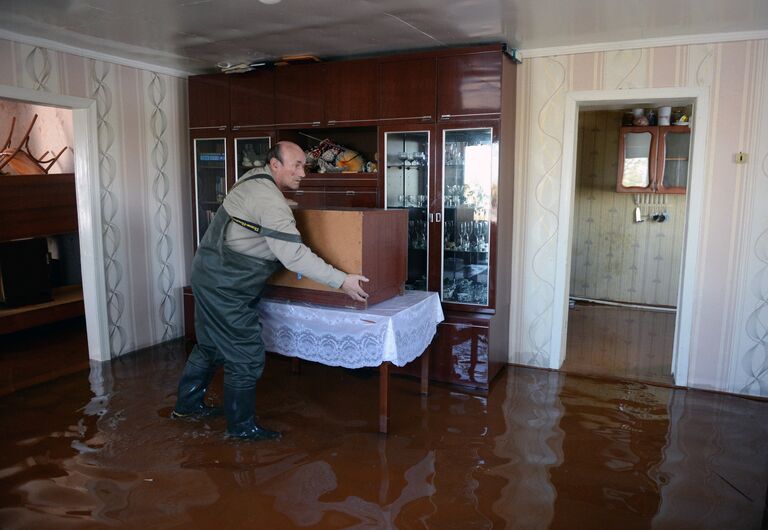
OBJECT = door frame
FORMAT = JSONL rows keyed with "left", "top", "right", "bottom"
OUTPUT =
{"left": 551, "top": 87, "right": 710, "bottom": 387}
{"left": 1, "top": 84, "right": 110, "bottom": 362}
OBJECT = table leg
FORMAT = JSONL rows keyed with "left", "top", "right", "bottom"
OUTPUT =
{"left": 420, "top": 344, "right": 430, "bottom": 396}
{"left": 379, "top": 361, "right": 391, "bottom": 434}
{"left": 291, "top": 357, "right": 301, "bottom": 374}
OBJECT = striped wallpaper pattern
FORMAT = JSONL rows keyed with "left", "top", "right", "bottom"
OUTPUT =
{"left": 512, "top": 39, "right": 768, "bottom": 397}
{"left": 0, "top": 38, "right": 189, "bottom": 357}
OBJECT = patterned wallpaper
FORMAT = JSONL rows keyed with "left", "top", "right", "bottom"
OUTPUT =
{"left": 569, "top": 110, "right": 686, "bottom": 307}
{"left": 0, "top": 38, "right": 190, "bottom": 357}
{"left": 511, "top": 40, "right": 768, "bottom": 397}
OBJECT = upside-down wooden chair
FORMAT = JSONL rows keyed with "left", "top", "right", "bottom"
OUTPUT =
{"left": 0, "top": 114, "right": 68, "bottom": 175}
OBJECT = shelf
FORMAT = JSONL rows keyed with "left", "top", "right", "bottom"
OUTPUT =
{"left": 0, "top": 285, "right": 84, "bottom": 334}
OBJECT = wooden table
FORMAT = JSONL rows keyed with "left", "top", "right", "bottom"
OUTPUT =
{"left": 258, "top": 291, "right": 444, "bottom": 434}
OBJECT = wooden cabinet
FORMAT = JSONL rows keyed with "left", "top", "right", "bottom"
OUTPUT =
{"left": 274, "top": 63, "right": 326, "bottom": 127}
{"left": 378, "top": 57, "right": 436, "bottom": 123}
{"left": 437, "top": 51, "right": 502, "bottom": 121}
{"left": 266, "top": 208, "right": 407, "bottom": 309}
{"left": 230, "top": 69, "right": 275, "bottom": 129}
{"left": 325, "top": 59, "right": 378, "bottom": 126}
{"left": 617, "top": 125, "right": 690, "bottom": 194}
{"left": 188, "top": 74, "right": 229, "bottom": 130}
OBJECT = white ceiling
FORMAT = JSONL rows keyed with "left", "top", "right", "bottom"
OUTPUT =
{"left": 1, "top": 0, "right": 766, "bottom": 75}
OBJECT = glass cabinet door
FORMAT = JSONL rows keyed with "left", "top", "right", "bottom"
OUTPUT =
{"left": 441, "top": 128, "right": 495, "bottom": 306}
{"left": 384, "top": 130, "right": 430, "bottom": 291}
{"left": 234, "top": 136, "right": 271, "bottom": 181}
{"left": 193, "top": 137, "right": 227, "bottom": 244}
{"left": 621, "top": 131, "right": 653, "bottom": 189}
{"left": 658, "top": 129, "right": 690, "bottom": 192}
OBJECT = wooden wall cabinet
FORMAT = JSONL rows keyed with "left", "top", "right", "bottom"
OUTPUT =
{"left": 325, "top": 59, "right": 379, "bottom": 126}
{"left": 378, "top": 57, "right": 436, "bottom": 123}
{"left": 188, "top": 74, "right": 229, "bottom": 130}
{"left": 437, "top": 51, "right": 502, "bottom": 121}
{"left": 617, "top": 125, "right": 690, "bottom": 194}
{"left": 230, "top": 69, "right": 275, "bottom": 129}
{"left": 185, "top": 44, "right": 517, "bottom": 393}
{"left": 274, "top": 63, "right": 326, "bottom": 127}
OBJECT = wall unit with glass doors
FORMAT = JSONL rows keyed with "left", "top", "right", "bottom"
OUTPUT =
{"left": 185, "top": 44, "right": 517, "bottom": 392}
{"left": 382, "top": 118, "right": 511, "bottom": 391}
{"left": 617, "top": 125, "right": 690, "bottom": 194}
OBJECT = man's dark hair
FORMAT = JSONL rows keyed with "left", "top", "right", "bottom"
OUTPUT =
{"left": 264, "top": 143, "right": 283, "bottom": 166}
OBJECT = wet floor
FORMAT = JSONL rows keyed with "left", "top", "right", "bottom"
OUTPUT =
{"left": 0, "top": 340, "right": 766, "bottom": 529}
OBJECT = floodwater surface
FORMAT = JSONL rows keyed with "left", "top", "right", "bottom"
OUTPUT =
{"left": 0, "top": 341, "right": 766, "bottom": 529}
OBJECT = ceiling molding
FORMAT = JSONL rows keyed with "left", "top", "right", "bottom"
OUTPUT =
{"left": 519, "top": 30, "right": 768, "bottom": 59}
{"left": 0, "top": 29, "right": 193, "bottom": 78}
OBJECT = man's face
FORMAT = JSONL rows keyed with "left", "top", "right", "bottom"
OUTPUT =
{"left": 271, "top": 143, "right": 306, "bottom": 191}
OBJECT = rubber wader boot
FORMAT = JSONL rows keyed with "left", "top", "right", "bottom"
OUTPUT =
{"left": 224, "top": 386, "right": 280, "bottom": 441}
{"left": 171, "top": 363, "right": 223, "bottom": 419}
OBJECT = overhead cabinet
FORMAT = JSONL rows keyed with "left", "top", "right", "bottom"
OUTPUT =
{"left": 617, "top": 125, "right": 690, "bottom": 194}
{"left": 229, "top": 69, "right": 275, "bottom": 129}
{"left": 274, "top": 63, "right": 326, "bottom": 127}
{"left": 324, "top": 58, "right": 379, "bottom": 126}
{"left": 378, "top": 57, "right": 437, "bottom": 123}
{"left": 188, "top": 74, "right": 229, "bottom": 130}
{"left": 437, "top": 51, "right": 502, "bottom": 120}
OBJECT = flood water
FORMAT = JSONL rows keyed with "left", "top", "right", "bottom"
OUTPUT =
{"left": 0, "top": 340, "right": 766, "bottom": 529}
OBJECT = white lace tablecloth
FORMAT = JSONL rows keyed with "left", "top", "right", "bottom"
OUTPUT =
{"left": 257, "top": 291, "right": 444, "bottom": 368}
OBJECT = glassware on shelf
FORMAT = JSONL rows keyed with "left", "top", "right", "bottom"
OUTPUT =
{"left": 385, "top": 130, "right": 430, "bottom": 292}
{"left": 441, "top": 127, "right": 494, "bottom": 306}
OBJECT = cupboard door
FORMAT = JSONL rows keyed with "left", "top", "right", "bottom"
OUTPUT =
{"left": 192, "top": 134, "right": 228, "bottom": 245}
{"left": 229, "top": 69, "right": 275, "bottom": 128}
{"left": 274, "top": 63, "right": 326, "bottom": 127}
{"left": 325, "top": 59, "right": 378, "bottom": 125}
{"left": 381, "top": 125, "right": 434, "bottom": 292}
{"left": 656, "top": 126, "right": 690, "bottom": 194}
{"left": 439, "top": 125, "right": 497, "bottom": 310}
{"left": 232, "top": 134, "right": 273, "bottom": 186}
{"left": 188, "top": 74, "right": 229, "bottom": 130}
{"left": 378, "top": 58, "right": 436, "bottom": 123}
{"left": 325, "top": 189, "right": 377, "bottom": 208}
{"left": 617, "top": 126, "right": 657, "bottom": 192}
{"left": 437, "top": 52, "right": 502, "bottom": 121}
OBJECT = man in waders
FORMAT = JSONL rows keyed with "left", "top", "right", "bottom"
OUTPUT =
{"left": 172, "top": 141, "right": 369, "bottom": 441}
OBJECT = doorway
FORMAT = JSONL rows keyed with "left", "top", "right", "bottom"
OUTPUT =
{"left": 562, "top": 107, "right": 690, "bottom": 385}
{"left": 550, "top": 87, "right": 710, "bottom": 388}
{"left": 0, "top": 84, "right": 109, "bottom": 367}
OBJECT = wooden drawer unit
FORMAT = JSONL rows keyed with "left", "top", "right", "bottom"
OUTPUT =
{"left": 266, "top": 208, "right": 407, "bottom": 309}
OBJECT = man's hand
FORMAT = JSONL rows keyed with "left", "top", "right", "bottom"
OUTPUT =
{"left": 341, "top": 274, "right": 369, "bottom": 302}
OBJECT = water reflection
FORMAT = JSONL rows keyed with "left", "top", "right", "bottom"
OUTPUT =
{"left": 489, "top": 366, "right": 564, "bottom": 529}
